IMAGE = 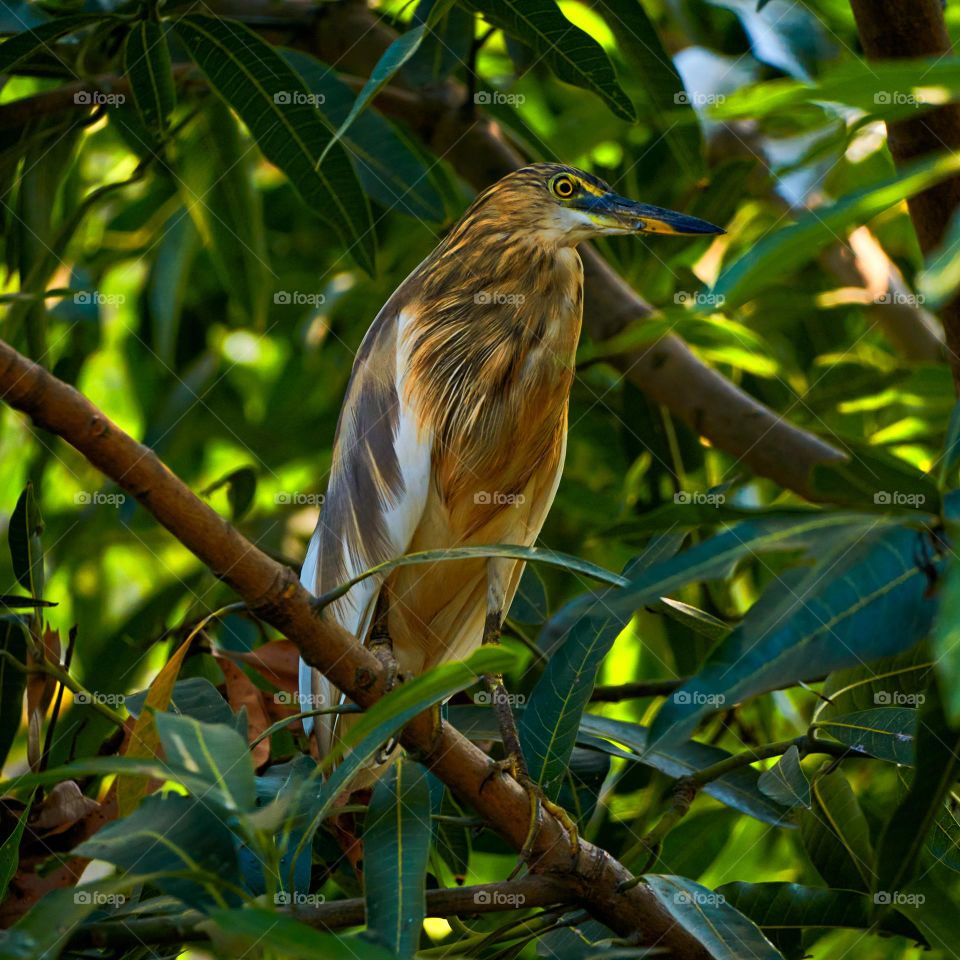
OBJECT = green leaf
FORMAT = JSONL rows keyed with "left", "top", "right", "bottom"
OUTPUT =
{"left": 800, "top": 768, "right": 875, "bottom": 891}
{"left": 451, "top": 706, "right": 789, "bottom": 824}
{"left": 814, "top": 707, "right": 916, "bottom": 764}
{"left": 155, "top": 713, "right": 256, "bottom": 811}
{"left": 314, "top": 544, "right": 625, "bottom": 610}
{"left": 203, "top": 909, "right": 394, "bottom": 959}
{"left": 644, "top": 875, "right": 784, "bottom": 959}
{"left": 718, "top": 882, "right": 923, "bottom": 941}
{"left": 521, "top": 611, "right": 623, "bottom": 800}
{"left": 937, "top": 399, "right": 960, "bottom": 490}
{"left": 875, "top": 684, "right": 960, "bottom": 898}
{"left": 758, "top": 746, "right": 811, "bottom": 808}
{"left": 0, "top": 791, "right": 33, "bottom": 903}
{"left": 0, "top": 616, "right": 28, "bottom": 768}
{"left": 651, "top": 808, "right": 736, "bottom": 880}
{"left": 202, "top": 465, "right": 258, "bottom": 522}
{"left": 179, "top": 102, "right": 270, "bottom": 329}
{"left": 714, "top": 151, "right": 960, "bottom": 306}
{"left": 75, "top": 792, "right": 241, "bottom": 907}
{"left": 8, "top": 483, "right": 43, "bottom": 597}
{"left": 594, "top": 0, "right": 703, "bottom": 179}
{"left": 927, "top": 796, "right": 960, "bottom": 872}
{"left": 123, "top": 20, "right": 176, "bottom": 133}
{"left": 650, "top": 526, "right": 938, "bottom": 748}
{"left": 463, "top": 0, "right": 635, "bottom": 121}
{"left": 317, "top": 2, "right": 454, "bottom": 166}
{"left": 281, "top": 50, "right": 445, "bottom": 223}
{"left": 932, "top": 554, "right": 960, "bottom": 725}
{"left": 364, "top": 758, "right": 432, "bottom": 958}
{"left": 173, "top": 15, "right": 375, "bottom": 273}
{"left": 0, "top": 15, "right": 99, "bottom": 74}
{"left": 148, "top": 210, "right": 199, "bottom": 366}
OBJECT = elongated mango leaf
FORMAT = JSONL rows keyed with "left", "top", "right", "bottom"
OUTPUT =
{"left": 463, "top": 0, "right": 635, "bottom": 121}
{"left": 123, "top": 21, "right": 176, "bottom": 133}
{"left": 318, "top": 0, "right": 455, "bottom": 165}
{"left": 8, "top": 483, "right": 43, "bottom": 597}
{"left": 155, "top": 712, "right": 256, "bottom": 811}
{"left": 173, "top": 15, "right": 375, "bottom": 273}
{"left": 876, "top": 684, "right": 960, "bottom": 898}
{"left": 117, "top": 632, "right": 193, "bottom": 816}
{"left": 364, "top": 758, "right": 432, "bottom": 958}
{"left": 0, "top": 791, "right": 32, "bottom": 902}
{"left": 758, "top": 746, "right": 811, "bottom": 809}
{"left": 0, "top": 616, "right": 28, "bottom": 769}
{"left": 718, "top": 882, "right": 924, "bottom": 941}
{"left": 814, "top": 707, "right": 916, "bottom": 764}
{"left": 594, "top": 0, "right": 703, "bottom": 179}
{"left": 203, "top": 909, "right": 394, "bottom": 959}
{"left": 0, "top": 15, "right": 100, "bottom": 74}
{"left": 282, "top": 49, "right": 445, "bottom": 223}
{"left": 650, "top": 525, "right": 939, "bottom": 749}
{"left": 800, "top": 768, "right": 875, "bottom": 891}
{"left": 928, "top": 796, "right": 960, "bottom": 873}
{"left": 714, "top": 151, "right": 960, "bottom": 306}
{"left": 314, "top": 543, "right": 625, "bottom": 610}
{"left": 644, "top": 875, "right": 784, "bottom": 959}
{"left": 520, "top": 612, "right": 624, "bottom": 800}
{"left": 285, "top": 646, "right": 517, "bottom": 879}
{"left": 76, "top": 792, "right": 241, "bottom": 908}
{"left": 451, "top": 706, "right": 788, "bottom": 824}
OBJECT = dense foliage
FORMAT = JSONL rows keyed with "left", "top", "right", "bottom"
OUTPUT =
{"left": 2, "top": 0, "right": 960, "bottom": 957}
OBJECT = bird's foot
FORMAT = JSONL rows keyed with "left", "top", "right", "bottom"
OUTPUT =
{"left": 405, "top": 702, "right": 445, "bottom": 765}
{"left": 480, "top": 752, "right": 580, "bottom": 874}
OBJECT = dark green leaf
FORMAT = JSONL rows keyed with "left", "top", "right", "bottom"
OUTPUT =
{"left": 814, "top": 707, "right": 916, "bottom": 764}
{"left": 202, "top": 465, "right": 258, "bottom": 522}
{"left": 933, "top": 553, "right": 960, "bottom": 725}
{"left": 0, "top": 15, "right": 99, "bottom": 74}
{"left": 8, "top": 483, "right": 43, "bottom": 596}
{"left": 173, "top": 15, "right": 375, "bottom": 273}
{"left": 75, "top": 792, "right": 240, "bottom": 907}
{"left": 125, "top": 676, "right": 234, "bottom": 727}
{"left": 364, "top": 758, "right": 432, "bottom": 958}
{"left": 800, "top": 768, "right": 875, "bottom": 891}
{"left": 876, "top": 684, "right": 960, "bottom": 897}
{"left": 123, "top": 20, "right": 176, "bottom": 133}
{"left": 644, "top": 875, "right": 783, "bottom": 959}
{"left": 594, "top": 0, "right": 703, "bottom": 179}
{"left": 758, "top": 746, "right": 811, "bottom": 808}
{"left": 463, "top": 0, "right": 635, "bottom": 121}
{"left": 0, "top": 792, "right": 33, "bottom": 903}
{"left": 650, "top": 526, "right": 938, "bottom": 748}
{"left": 281, "top": 50, "right": 445, "bottom": 223}
{"left": 155, "top": 713, "right": 256, "bottom": 811}
{"left": 0, "top": 616, "right": 28, "bottom": 768}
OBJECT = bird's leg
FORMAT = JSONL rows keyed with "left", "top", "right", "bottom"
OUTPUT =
{"left": 479, "top": 562, "right": 579, "bottom": 867}
{"left": 367, "top": 586, "right": 404, "bottom": 765}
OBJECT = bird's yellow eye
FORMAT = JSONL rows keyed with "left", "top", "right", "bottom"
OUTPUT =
{"left": 552, "top": 175, "right": 576, "bottom": 199}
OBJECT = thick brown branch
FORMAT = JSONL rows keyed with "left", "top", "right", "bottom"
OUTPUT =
{"left": 0, "top": 339, "right": 709, "bottom": 958}
{"left": 851, "top": 0, "right": 960, "bottom": 389}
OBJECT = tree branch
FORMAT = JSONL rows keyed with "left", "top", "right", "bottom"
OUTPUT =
{"left": 0, "top": 338, "right": 710, "bottom": 958}
{"left": 851, "top": 0, "right": 960, "bottom": 390}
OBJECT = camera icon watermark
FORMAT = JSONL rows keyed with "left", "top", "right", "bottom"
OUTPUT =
{"left": 75, "top": 491, "right": 126, "bottom": 507}
{"left": 74, "top": 890, "right": 126, "bottom": 905}
{"left": 474, "top": 290, "right": 525, "bottom": 306}
{"left": 75, "top": 691, "right": 126, "bottom": 707}
{"left": 274, "top": 291, "right": 326, "bottom": 306}
{"left": 74, "top": 90, "right": 126, "bottom": 107}
{"left": 273, "top": 91, "right": 325, "bottom": 106}
{"left": 473, "top": 889, "right": 526, "bottom": 906}
{"left": 674, "top": 491, "right": 725, "bottom": 508}
{"left": 474, "top": 91, "right": 526, "bottom": 106}
{"left": 275, "top": 891, "right": 326, "bottom": 906}
{"left": 675, "top": 890, "right": 725, "bottom": 906}
{"left": 874, "top": 891, "right": 925, "bottom": 906}
{"left": 674, "top": 91, "right": 726, "bottom": 107}
{"left": 674, "top": 291, "right": 725, "bottom": 308}
{"left": 874, "top": 690, "right": 925, "bottom": 707}
{"left": 473, "top": 490, "right": 525, "bottom": 507}
{"left": 274, "top": 690, "right": 326, "bottom": 707}
{"left": 74, "top": 291, "right": 125, "bottom": 306}
{"left": 673, "top": 690, "right": 725, "bottom": 706}
{"left": 874, "top": 291, "right": 925, "bottom": 305}
{"left": 873, "top": 491, "right": 926, "bottom": 507}
{"left": 474, "top": 689, "right": 525, "bottom": 707}
{"left": 275, "top": 492, "right": 325, "bottom": 506}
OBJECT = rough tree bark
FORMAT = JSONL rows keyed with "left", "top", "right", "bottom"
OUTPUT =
{"left": 851, "top": 0, "right": 960, "bottom": 390}
{"left": 0, "top": 338, "right": 711, "bottom": 959}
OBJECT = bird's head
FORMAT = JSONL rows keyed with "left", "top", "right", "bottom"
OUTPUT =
{"left": 475, "top": 162, "right": 725, "bottom": 247}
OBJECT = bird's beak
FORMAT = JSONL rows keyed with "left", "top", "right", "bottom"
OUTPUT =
{"left": 581, "top": 193, "right": 725, "bottom": 237}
